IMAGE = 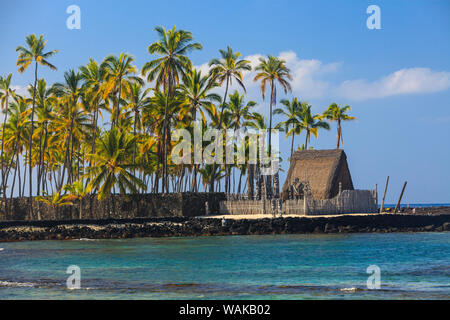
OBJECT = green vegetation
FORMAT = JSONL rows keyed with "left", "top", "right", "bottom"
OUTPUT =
{"left": 0, "top": 28, "right": 356, "bottom": 219}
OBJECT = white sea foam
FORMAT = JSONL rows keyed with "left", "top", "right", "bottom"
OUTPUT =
{"left": 0, "top": 281, "right": 35, "bottom": 287}
{"left": 0, "top": 248, "right": 4, "bottom": 251}
{"left": 340, "top": 287, "right": 359, "bottom": 292}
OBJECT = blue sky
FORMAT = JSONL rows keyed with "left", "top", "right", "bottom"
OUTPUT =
{"left": 1, "top": 0, "right": 449, "bottom": 203}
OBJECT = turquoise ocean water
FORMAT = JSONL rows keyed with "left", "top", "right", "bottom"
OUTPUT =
{"left": 0, "top": 233, "right": 449, "bottom": 300}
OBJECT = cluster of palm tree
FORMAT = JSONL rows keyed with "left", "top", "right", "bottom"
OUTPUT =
{"left": 275, "top": 100, "right": 356, "bottom": 157}
{"left": 0, "top": 27, "right": 356, "bottom": 219}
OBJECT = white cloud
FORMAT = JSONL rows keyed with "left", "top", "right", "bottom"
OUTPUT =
{"left": 336, "top": 68, "right": 450, "bottom": 101}
{"left": 279, "top": 51, "right": 341, "bottom": 99}
{"left": 195, "top": 51, "right": 341, "bottom": 103}
{"left": 196, "top": 52, "right": 450, "bottom": 103}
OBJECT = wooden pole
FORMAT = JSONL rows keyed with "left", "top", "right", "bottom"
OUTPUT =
{"left": 380, "top": 176, "right": 389, "bottom": 213}
{"left": 394, "top": 181, "right": 408, "bottom": 213}
{"left": 375, "top": 184, "right": 378, "bottom": 206}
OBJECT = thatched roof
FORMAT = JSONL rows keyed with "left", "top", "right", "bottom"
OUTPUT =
{"left": 282, "top": 149, "right": 354, "bottom": 200}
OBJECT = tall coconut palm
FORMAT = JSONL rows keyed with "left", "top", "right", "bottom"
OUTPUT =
{"left": 246, "top": 112, "right": 268, "bottom": 200}
{"left": 208, "top": 46, "right": 251, "bottom": 192}
{"left": 141, "top": 26, "right": 202, "bottom": 193}
{"left": 4, "top": 95, "right": 29, "bottom": 200}
{"left": 323, "top": 103, "right": 356, "bottom": 149}
{"left": 0, "top": 74, "right": 16, "bottom": 214}
{"left": 254, "top": 55, "right": 292, "bottom": 156}
{"left": 227, "top": 90, "right": 257, "bottom": 131}
{"left": 226, "top": 90, "right": 256, "bottom": 194}
{"left": 101, "top": 53, "right": 142, "bottom": 128}
{"left": 274, "top": 97, "right": 302, "bottom": 157}
{"left": 123, "top": 82, "right": 152, "bottom": 171}
{"left": 179, "top": 69, "right": 220, "bottom": 124}
{"left": 86, "top": 128, "right": 146, "bottom": 203}
{"left": 143, "top": 89, "right": 184, "bottom": 192}
{"left": 51, "top": 70, "right": 90, "bottom": 188}
{"left": 198, "top": 164, "right": 226, "bottom": 191}
{"left": 298, "top": 103, "right": 330, "bottom": 150}
{"left": 16, "top": 34, "right": 57, "bottom": 217}
{"left": 179, "top": 69, "right": 220, "bottom": 191}
{"left": 32, "top": 79, "right": 55, "bottom": 196}
{"left": 254, "top": 55, "right": 291, "bottom": 198}
{"left": 80, "top": 58, "right": 107, "bottom": 158}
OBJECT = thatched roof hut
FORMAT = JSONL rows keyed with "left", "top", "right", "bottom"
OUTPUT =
{"left": 282, "top": 149, "right": 354, "bottom": 200}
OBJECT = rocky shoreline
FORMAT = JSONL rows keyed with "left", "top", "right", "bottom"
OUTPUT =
{"left": 1, "top": 212, "right": 449, "bottom": 242}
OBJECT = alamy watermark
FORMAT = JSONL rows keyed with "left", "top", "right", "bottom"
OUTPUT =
{"left": 66, "top": 265, "right": 81, "bottom": 289}
{"left": 366, "top": 5, "right": 381, "bottom": 30}
{"left": 66, "top": 5, "right": 81, "bottom": 30}
{"left": 171, "top": 124, "right": 280, "bottom": 175}
{"left": 366, "top": 265, "right": 381, "bottom": 289}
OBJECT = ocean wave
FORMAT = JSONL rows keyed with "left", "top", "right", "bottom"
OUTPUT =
{"left": 339, "top": 287, "right": 362, "bottom": 292}
{"left": 0, "top": 281, "right": 35, "bottom": 288}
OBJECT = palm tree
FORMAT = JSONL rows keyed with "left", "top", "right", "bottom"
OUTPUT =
{"left": 323, "top": 103, "right": 356, "bottom": 149}
{"left": 198, "top": 164, "right": 225, "bottom": 191}
{"left": 86, "top": 128, "right": 146, "bottom": 204}
{"left": 179, "top": 68, "right": 220, "bottom": 191}
{"left": 101, "top": 53, "right": 142, "bottom": 128}
{"left": 246, "top": 112, "right": 268, "bottom": 200}
{"left": 226, "top": 90, "right": 256, "bottom": 194}
{"left": 36, "top": 190, "right": 74, "bottom": 210}
{"left": 274, "top": 97, "right": 302, "bottom": 157}
{"left": 298, "top": 103, "right": 330, "bottom": 150}
{"left": 123, "top": 82, "right": 152, "bottom": 170}
{"left": 52, "top": 70, "right": 91, "bottom": 189}
{"left": 16, "top": 34, "right": 58, "bottom": 217}
{"left": 179, "top": 68, "right": 220, "bottom": 124}
{"left": 4, "top": 95, "right": 30, "bottom": 200}
{"left": 254, "top": 55, "right": 291, "bottom": 198}
{"left": 63, "top": 180, "right": 92, "bottom": 219}
{"left": 0, "top": 74, "right": 15, "bottom": 214}
{"left": 32, "top": 79, "right": 55, "bottom": 196}
{"left": 254, "top": 55, "right": 292, "bottom": 156}
{"left": 227, "top": 90, "right": 257, "bottom": 131}
{"left": 208, "top": 46, "right": 251, "bottom": 192}
{"left": 141, "top": 26, "right": 202, "bottom": 193}
{"left": 79, "top": 58, "right": 107, "bottom": 159}
{"left": 143, "top": 89, "right": 185, "bottom": 192}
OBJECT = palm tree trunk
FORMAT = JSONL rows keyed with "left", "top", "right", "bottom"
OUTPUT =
{"left": 18, "top": 155, "right": 22, "bottom": 198}
{"left": 37, "top": 126, "right": 44, "bottom": 196}
{"left": 267, "top": 81, "right": 275, "bottom": 199}
{"left": 305, "top": 130, "right": 309, "bottom": 150}
{"left": 59, "top": 115, "right": 73, "bottom": 190}
{"left": 132, "top": 108, "right": 138, "bottom": 175}
{"left": 192, "top": 164, "right": 199, "bottom": 192}
{"left": 79, "top": 198, "right": 83, "bottom": 220}
{"left": 9, "top": 152, "right": 19, "bottom": 218}
{"left": 210, "top": 76, "right": 230, "bottom": 193}
{"left": 337, "top": 119, "right": 342, "bottom": 149}
{"left": 238, "top": 168, "right": 243, "bottom": 194}
{"left": 28, "top": 62, "right": 38, "bottom": 219}
{"left": 22, "top": 149, "right": 27, "bottom": 199}
{"left": 85, "top": 100, "right": 99, "bottom": 190}
{"left": 1, "top": 93, "right": 9, "bottom": 215}
{"left": 40, "top": 124, "right": 49, "bottom": 192}
{"left": 248, "top": 164, "right": 254, "bottom": 199}
{"left": 290, "top": 127, "right": 295, "bottom": 157}
{"left": 161, "top": 82, "right": 171, "bottom": 193}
